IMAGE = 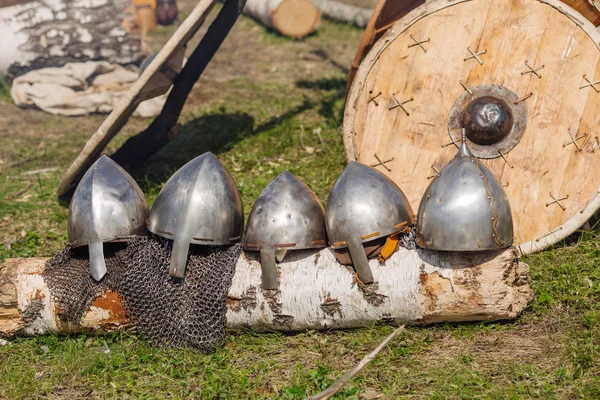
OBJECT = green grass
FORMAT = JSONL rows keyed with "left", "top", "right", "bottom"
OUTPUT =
{"left": 0, "top": 77, "right": 11, "bottom": 103}
{"left": 1, "top": 9, "right": 600, "bottom": 400}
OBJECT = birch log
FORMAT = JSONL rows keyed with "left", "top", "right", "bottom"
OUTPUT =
{"left": 0, "top": 0, "right": 144, "bottom": 77}
{"left": 311, "top": 0, "right": 373, "bottom": 27}
{"left": 0, "top": 246, "right": 532, "bottom": 337}
{"left": 243, "top": 0, "right": 321, "bottom": 38}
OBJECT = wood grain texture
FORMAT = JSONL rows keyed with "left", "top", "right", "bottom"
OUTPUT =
{"left": 0, "top": 246, "right": 532, "bottom": 336}
{"left": 344, "top": 0, "right": 600, "bottom": 254}
{"left": 345, "top": 0, "right": 599, "bottom": 95}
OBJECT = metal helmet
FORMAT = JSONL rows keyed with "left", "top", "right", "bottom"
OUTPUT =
{"left": 244, "top": 171, "right": 327, "bottom": 289}
{"left": 148, "top": 152, "right": 243, "bottom": 278}
{"left": 68, "top": 155, "right": 149, "bottom": 281}
{"left": 416, "top": 129, "right": 513, "bottom": 251}
{"left": 326, "top": 161, "right": 414, "bottom": 284}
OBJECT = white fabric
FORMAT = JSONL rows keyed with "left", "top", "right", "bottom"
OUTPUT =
{"left": 10, "top": 61, "right": 166, "bottom": 117}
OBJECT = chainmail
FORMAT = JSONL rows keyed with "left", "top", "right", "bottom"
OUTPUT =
{"left": 43, "top": 235, "right": 241, "bottom": 352}
{"left": 43, "top": 241, "right": 139, "bottom": 323}
{"left": 399, "top": 225, "right": 417, "bottom": 250}
{"left": 120, "top": 236, "right": 241, "bottom": 351}
{"left": 44, "top": 229, "right": 410, "bottom": 350}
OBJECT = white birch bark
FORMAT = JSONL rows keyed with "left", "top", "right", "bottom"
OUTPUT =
{"left": 243, "top": 0, "right": 284, "bottom": 28}
{"left": 311, "top": 0, "right": 373, "bottom": 27}
{"left": 0, "top": 0, "right": 143, "bottom": 77}
{"left": 0, "top": 246, "right": 532, "bottom": 336}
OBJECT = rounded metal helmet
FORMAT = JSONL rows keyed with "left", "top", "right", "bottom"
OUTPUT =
{"left": 68, "top": 155, "right": 149, "bottom": 281}
{"left": 148, "top": 152, "right": 243, "bottom": 278}
{"left": 416, "top": 129, "right": 513, "bottom": 251}
{"left": 326, "top": 161, "right": 414, "bottom": 284}
{"left": 244, "top": 171, "right": 327, "bottom": 289}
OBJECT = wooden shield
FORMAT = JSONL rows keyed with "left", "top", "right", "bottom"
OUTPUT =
{"left": 344, "top": 0, "right": 600, "bottom": 254}
{"left": 345, "top": 0, "right": 600, "bottom": 96}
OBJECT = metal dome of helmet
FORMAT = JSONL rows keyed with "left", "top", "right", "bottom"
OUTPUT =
{"left": 416, "top": 129, "right": 513, "bottom": 251}
{"left": 68, "top": 155, "right": 149, "bottom": 281}
{"left": 244, "top": 171, "right": 327, "bottom": 289}
{"left": 147, "top": 152, "right": 243, "bottom": 278}
{"left": 326, "top": 161, "right": 414, "bottom": 284}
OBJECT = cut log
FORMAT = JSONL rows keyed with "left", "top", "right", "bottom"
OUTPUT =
{"left": 0, "top": 246, "right": 532, "bottom": 336}
{"left": 311, "top": 0, "right": 373, "bottom": 27}
{"left": 0, "top": 0, "right": 144, "bottom": 77}
{"left": 243, "top": 0, "right": 321, "bottom": 38}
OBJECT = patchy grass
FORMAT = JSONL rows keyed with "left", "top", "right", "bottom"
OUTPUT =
{"left": 1, "top": 6, "right": 600, "bottom": 400}
{"left": 0, "top": 77, "right": 11, "bottom": 103}
{"left": 1, "top": 255, "right": 599, "bottom": 399}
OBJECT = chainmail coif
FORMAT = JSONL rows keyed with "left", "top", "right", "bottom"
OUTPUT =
{"left": 121, "top": 236, "right": 241, "bottom": 351}
{"left": 44, "top": 235, "right": 241, "bottom": 352}
{"left": 43, "top": 240, "right": 139, "bottom": 323}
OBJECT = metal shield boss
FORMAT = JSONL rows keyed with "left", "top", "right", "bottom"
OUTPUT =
{"left": 416, "top": 129, "right": 514, "bottom": 251}
{"left": 326, "top": 162, "right": 414, "bottom": 284}
{"left": 147, "top": 152, "right": 243, "bottom": 278}
{"left": 68, "top": 155, "right": 149, "bottom": 281}
{"left": 244, "top": 171, "right": 327, "bottom": 289}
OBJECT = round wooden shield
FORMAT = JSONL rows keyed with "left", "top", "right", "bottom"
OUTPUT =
{"left": 344, "top": 0, "right": 600, "bottom": 254}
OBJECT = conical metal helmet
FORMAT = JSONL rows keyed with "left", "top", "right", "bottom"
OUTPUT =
{"left": 244, "top": 171, "right": 327, "bottom": 289}
{"left": 326, "top": 161, "right": 414, "bottom": 284}
{"left": 148, "top": 152, "right": 243, "bottom": 278}
{"left": 68, "top": 155, "right": 149, "bottom": 281}
{"left": 416, "top": 129, "right": 513, "bottom": 251}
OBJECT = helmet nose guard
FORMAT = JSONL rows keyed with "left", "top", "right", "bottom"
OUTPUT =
{"left": 326, "top": 162, "right": 414, "bottom": 285}
{"left": 416, "top": 129, "right": 514, "bottom": 251}
{"left": 244, "top": 171, "right": 327, "bottom": 290}
{"left": 147, "top": 152, "right": 243, "bottom": 278}
{"left": 67, "top": 155, "right": 149, "bottom": 281}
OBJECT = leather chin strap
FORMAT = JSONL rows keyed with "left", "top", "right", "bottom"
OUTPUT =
{"left": 377, "top": 229, "right": 406, "bottom": 263}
